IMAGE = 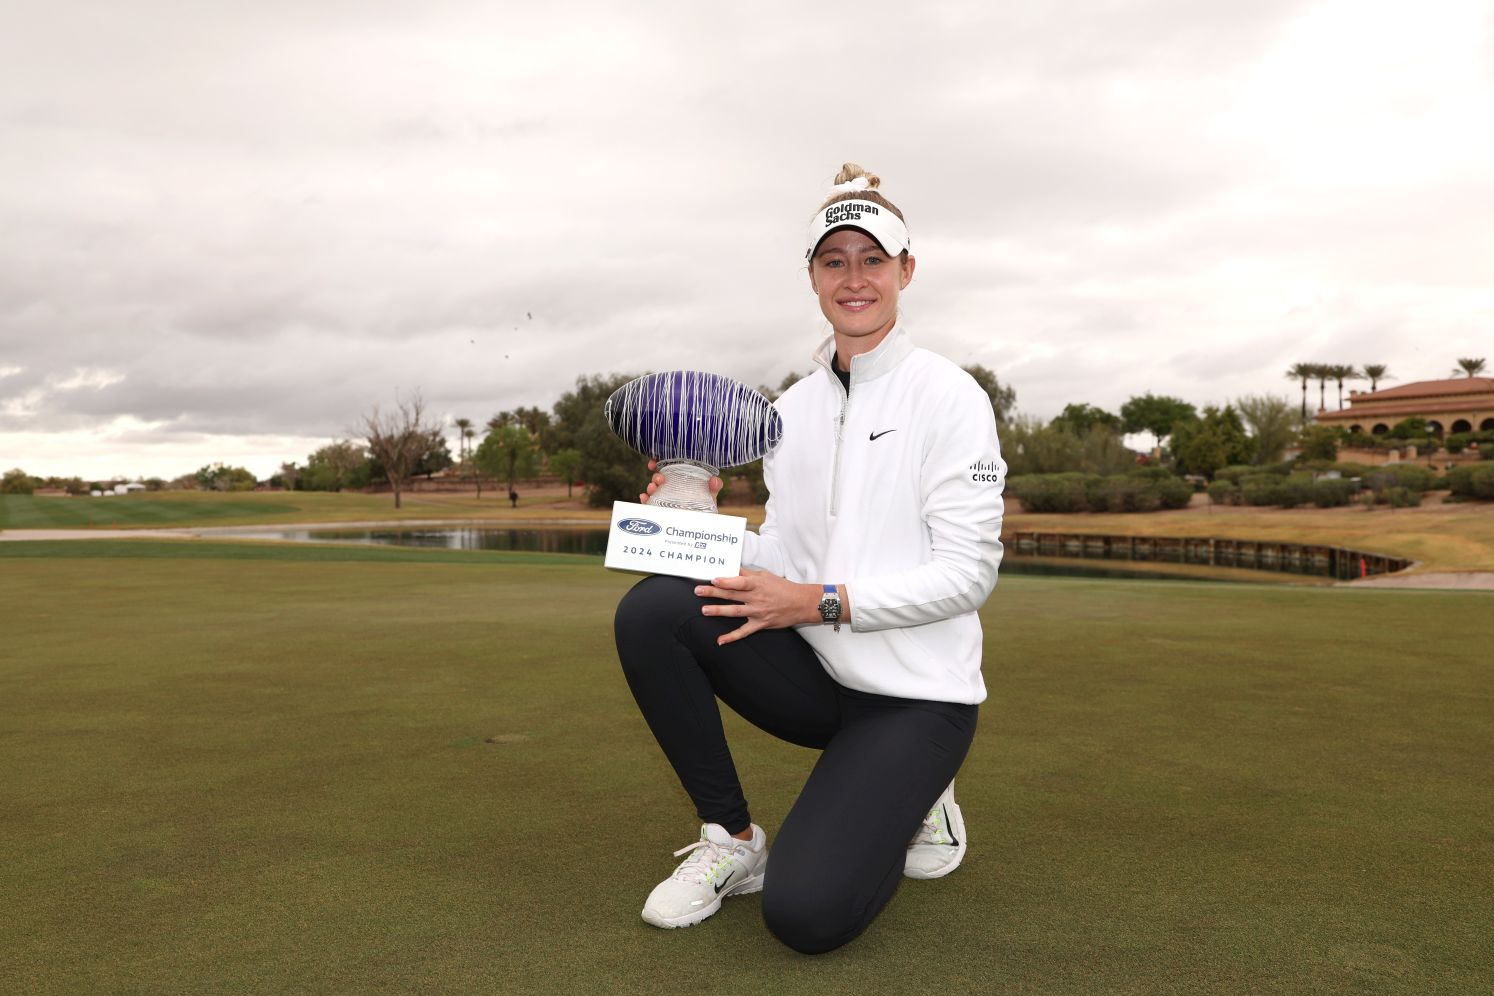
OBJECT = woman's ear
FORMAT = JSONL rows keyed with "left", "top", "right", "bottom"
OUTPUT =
{"left": 900, "top": 254, "right": 917, "bottom": 289}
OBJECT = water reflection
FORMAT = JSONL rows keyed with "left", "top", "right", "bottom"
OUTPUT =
{"left": 227, "top": 527, "right": 1239, "bottom": 581}
{"left": 234, "top": 526, "right": 611, "bottom": 555}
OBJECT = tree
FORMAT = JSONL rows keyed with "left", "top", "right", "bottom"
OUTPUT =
{"left": 1170, "top": 406, "right": 1253, "bottom": 479}
{"left": 488, "top": 406, "right": 554, "bottom": 447}
{"left": 1050, "top": 403, "right": 1121, "bottom": 436}
{"left": 278, "top": 462, "right": 300, "bottom": 492}
{"left": 962, "top": 364, "right": 1016, "bottom": 423}
{"left": 360, "top": 394, "right": 443, "bottom": 509}
{"left": 547, "top": 448, "right": 582, "bottom": 498}
{"left": 302, "top": 441, "right": 370, "bottom": 491}
{"left": 1361, "top": 363, "right": 1392, "bottom": 393}
{"left": 759, "top": 371, "right": 807, "bottom": 402}
{"left": 1000, "top": 416, "right": 1135, "bottom": 476}
{"left": 1120, "top": 394, "right": 1198, "bottom": 448}
{"left": 193, "top": 463, "right": 257, "bottom": 491}
{"left": 1, "top": 468, "right": 35, "bottom": 495}
{"left": 1235, "top": 394, "right": 1299, "bottom": 465}
{"left": 1455, "top": 357, "right": 1487, "bottom": 378}
{"left": 1285, "top": 362, "right": 1316, "bottom": 422}
{"left": 1298, "top": 425, "right": 1339, "bottom": 462}
{"left": 476, "top": 424, "right": 541, "bottom": 494}
{"left": 548, "top": 371, "right": 642, "bottom": 459}
{"left": 1327, "top": 364, "right": 1360, "bottom": 410}
{"left": 453, "top": 417, "right": 474, "bottom": 461}
{"left": 414, "top": 436, "right": 453, "bottom": 479}
{"left": 1310, "top": 362, "right": 1331, "bottom": 413}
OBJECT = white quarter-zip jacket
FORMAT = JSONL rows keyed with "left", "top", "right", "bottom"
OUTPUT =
{"left": 742, "top": 326, "right": 1006, "bottom": 705}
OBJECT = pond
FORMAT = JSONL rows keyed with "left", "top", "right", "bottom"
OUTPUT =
{"left": 220, "top": 526, "right": 1247, "bottom": 582}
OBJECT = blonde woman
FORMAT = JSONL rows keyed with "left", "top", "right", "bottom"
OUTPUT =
{"left": 615, "top": 164, "right": 1006, "bottom": 954}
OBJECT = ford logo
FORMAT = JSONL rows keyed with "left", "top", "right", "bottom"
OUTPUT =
{"left": 617, "top": 518, "right": 662, "bottom": 536}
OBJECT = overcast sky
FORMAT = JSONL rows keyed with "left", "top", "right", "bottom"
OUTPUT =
{"left": 3, "top": 0, "right": 1492, "bottom": 480}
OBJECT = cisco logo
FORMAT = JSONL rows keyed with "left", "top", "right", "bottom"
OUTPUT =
{"left": 617, "top": 518, "right": 662, "bottom": 536}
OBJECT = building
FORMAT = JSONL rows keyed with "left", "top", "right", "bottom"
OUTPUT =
{"left": 1315, "top": 377, "right": 1494, "bottom": 437}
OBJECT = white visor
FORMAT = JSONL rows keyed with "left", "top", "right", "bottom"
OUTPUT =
{"left": 804, "top": 198, "right": 910, "bottom": 260}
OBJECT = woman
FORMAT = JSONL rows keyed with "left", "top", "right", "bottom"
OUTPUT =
{"left": 614, "top": 163, "right": 1005, "bottom": 954}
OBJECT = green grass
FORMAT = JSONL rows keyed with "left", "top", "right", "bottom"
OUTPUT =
{"left": 0, "top": 490, "right": 603, "bottom": 531}
{"left": 2, "top": 543, "right": 1490, "bottom": 995}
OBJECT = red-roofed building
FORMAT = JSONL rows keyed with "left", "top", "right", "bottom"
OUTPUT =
{"left": 1315, "top": 377, "right": 1494, "bottom": 437}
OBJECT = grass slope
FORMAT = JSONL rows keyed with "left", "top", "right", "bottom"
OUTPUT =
{"left": 2, "top": 544, "right": 1490, "bottom": 995}
{"left": 0, "top": 491, "right": 603, "bottom": 530}
{"left": 1010, "top": 501, "right": 1494, "bottom": 574}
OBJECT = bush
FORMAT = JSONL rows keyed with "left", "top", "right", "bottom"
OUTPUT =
{"left": 1156, "top": 477, "right": 1193, "bottom": 509}
{"left": 1310, "top": 479, "right": 1355, "bottom": 508}
{"left": 1, "top": 468, "right": 36, "bottom": 495}
{"left": 1367, "top": 464, "right": 1436, "bottom": 493}
{"left": 1007, "top": 472, "right": 1189, "bottom": 513}
{"left": 1473, "top": 465, "right": 1494, "bottom": 500}
{"left": 1445, "top": 465, "right": 1474, "bottom": 498}
{"left": 1241, "top": 481, "right": 1284, "bottom": 507}
{"left": 1275, "top": 478, "right": 1313, "bottom": 509}
{"left": 1207, "top": 480, "right": 1239, "bottom": 505}
{"left": 1385, "top": 486, "right": 1422, "bottom": 508}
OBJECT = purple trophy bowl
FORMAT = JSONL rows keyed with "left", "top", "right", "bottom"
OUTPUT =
{"left": 605, "top": 371, "right": 784, "bottom": 512}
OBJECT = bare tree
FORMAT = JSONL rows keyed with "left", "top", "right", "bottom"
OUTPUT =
{"left": 360, "top": 394, "right": 442, "bottom": 509}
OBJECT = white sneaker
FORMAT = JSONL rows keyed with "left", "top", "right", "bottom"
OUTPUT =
{"left": 904, "top": 781, "right": 967, "bottom": 880}
{"left": 641, "top": 823, "right": 768, "bottom": 929}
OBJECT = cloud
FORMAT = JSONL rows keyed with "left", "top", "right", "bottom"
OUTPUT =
{"left": 3, "top": 0, "right": 1492, "bottom": 479}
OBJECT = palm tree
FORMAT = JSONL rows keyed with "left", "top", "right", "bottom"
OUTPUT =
{"left": 1361, "top": 363, "right": 1391, "bottom": 393}
{"left": 453, "top": 417, "right": 473, "bottom": 460}
{"left": 1455, "top": 357, "right": 1487, "bottom": 378}
{"left": 1285, "top": 362, "right": 1316, "bottom": 421}
{"left": 1310, "top": 362, "right": 1332, "bottom": 414}
{"left": 1328, "top": 364, "right": 1360, "bottom": 410}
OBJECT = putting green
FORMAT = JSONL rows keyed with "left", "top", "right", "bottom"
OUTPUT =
{"left": 2, "top": 542, "right": 1488, "bottom": 995}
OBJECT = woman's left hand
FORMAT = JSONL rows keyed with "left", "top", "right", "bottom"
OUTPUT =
{"left": 695, "top": 571, "right": 821, "bottom": 646}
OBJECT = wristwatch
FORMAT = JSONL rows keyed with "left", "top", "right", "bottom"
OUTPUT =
{"left": 817, "top": 584, "right": 842, "bottom": 632}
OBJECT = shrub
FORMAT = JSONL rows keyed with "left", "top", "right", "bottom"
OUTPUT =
{"left": 1385, "top": 486, "right": 1422, "bottom": 508}
{"left": 1470, "top": 464, "right": 1494, "bottom": 500}
{"left": 1009, "top": 474, "right": 1095, "bottom": 513}
{"left": 1207, "top": 480, "right": 1239, "bottom": 505}
{"left": 1367, "top": 465, "right": 1435, "bottom": 493}
{"left": 1310, "top": 479, "right": 1355, "bottom": 508}
{"left": 1241, "top": 481, "right": 1284, "bottom": 507}
{"left": 1156, "top": 477, "right": 1193, "bottom": 509}
{"left": 1008, "top": 472, "right": 1189, "bottom": 513}
{"left": 1, "top": 468, "right": 36, "bottom": 495}
{"left": 1276, "top": 478, "right": 1312, "bottom": 509}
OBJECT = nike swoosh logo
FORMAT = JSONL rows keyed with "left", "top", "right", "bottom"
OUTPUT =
{"left": 943, "top": 804, "right": 960, "bottom": 846}
{"left": 713, "top": 869, "right": 738, "bottom": 895}
{"left": 869, "top": 429, "right": 897, "bottom": 441}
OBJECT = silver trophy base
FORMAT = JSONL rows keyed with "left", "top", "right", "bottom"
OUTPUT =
{"left": 652, "top": 459, "right": 719, "bottom": 513}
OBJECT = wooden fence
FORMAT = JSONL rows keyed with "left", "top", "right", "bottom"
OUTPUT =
{"left": 1007, "top": 531, "right": 1411, "bottom": 581}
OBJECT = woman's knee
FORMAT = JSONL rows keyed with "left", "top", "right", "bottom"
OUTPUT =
{"left": 614, "top": 575, "right": 698, "bottom": 660}
{"left": 761, "top": 878, "right": 864, "bottom": 955}
{"left": 615, "top": 574, "right": 696, "bottom": 627}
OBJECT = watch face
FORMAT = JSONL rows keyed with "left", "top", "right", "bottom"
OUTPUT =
{"left": 820, "top": 598, "right": 840, "bottom": 621}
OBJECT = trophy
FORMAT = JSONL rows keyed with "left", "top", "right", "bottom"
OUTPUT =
{"left": 602, "top": 371, "right": 783, "bottom": 577}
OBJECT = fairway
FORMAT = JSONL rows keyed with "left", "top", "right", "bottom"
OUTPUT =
{"left": 2, "top": 543, "right": 1489, "bottom": 995}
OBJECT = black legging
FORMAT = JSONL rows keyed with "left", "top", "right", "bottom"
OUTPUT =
{"left": 614, "top": 574, "right": 978, "bottom": 954}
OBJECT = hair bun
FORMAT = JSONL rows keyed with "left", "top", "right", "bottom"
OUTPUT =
{"left": 833, "top": 163, "right": 881, "bottom": 189}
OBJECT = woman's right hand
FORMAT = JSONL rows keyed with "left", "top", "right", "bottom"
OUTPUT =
{"left": 639, "top": 459, "right": 724, "bottom": 504}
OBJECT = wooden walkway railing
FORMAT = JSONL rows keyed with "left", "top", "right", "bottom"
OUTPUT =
{"left": 1007, "top": 532, "right": 1411, "bottom": 581}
